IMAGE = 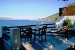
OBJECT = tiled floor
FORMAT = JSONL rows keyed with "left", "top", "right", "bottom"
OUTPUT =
{"left": 21, "top": 34, "right": 67, "bottom": 50}
{"left": 2, "top": 34, "right": 75, "bottom": 50}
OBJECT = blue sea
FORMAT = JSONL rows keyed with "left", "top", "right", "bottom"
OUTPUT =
{"left": 0, "top": 20, "right": 55, "bottom": 26}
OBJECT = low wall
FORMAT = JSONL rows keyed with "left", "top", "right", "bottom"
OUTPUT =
{"left": 56, "top": 16, "right": 75, "bottom": 29}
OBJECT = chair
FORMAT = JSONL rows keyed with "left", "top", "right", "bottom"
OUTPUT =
{"left": 53, "top": 27, "right": 71, "bottom": 38}
{"left": 20, "top": 27, "right": 32, "bottom": 42}
{"left": 34, "top": 26, "right": 47, "bottom": 42}
{"left": 46, "top": 27, "right": 67, "bottom": 37}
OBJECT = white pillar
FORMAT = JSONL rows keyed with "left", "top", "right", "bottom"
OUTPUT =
{"left": 10, "top": 28, "right": 20, "bottom": 50}
{"left": 36, "top": 24, "right": 39, "bottom": 30}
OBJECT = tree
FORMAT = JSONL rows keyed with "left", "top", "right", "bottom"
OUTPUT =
{"left": 63, "top": 18, "right": 73, "bottom": 28}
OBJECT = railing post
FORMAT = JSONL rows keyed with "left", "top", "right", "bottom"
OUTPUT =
{"left": 1, "top": 26, "right": 7, "bottom": 37}
{"left": 36, "top": 24, "right": 39, "bottom": 30}
{"left": 10, "top": 28, "right": 20, "bottom": 50}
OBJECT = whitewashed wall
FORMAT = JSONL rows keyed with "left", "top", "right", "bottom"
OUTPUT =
{"left": 56, "top": 16, "right": 75, "bottom": 29}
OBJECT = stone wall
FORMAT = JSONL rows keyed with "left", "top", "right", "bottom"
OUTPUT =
{"left": 61, "top": 5, "right": 75, "bottom": 16}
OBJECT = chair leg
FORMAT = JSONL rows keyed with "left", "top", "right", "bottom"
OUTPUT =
{"left": 29, "top": 38, "right": 32, "bottom": 45}
{"left": 34, "top": 34, "right": 36, "bottom": 41}
{"left": 41, "top": 36, "right": 42, "bottom": 42}
{"left": 25, "top": 38, "right": 26, "bottom": 41}
{"left": 39, "top": 36, "right": 40, "bottom": 38}
{"left": 21, "top": 38, "right": 22, "bottom": 42}
{"left": 30, "top": 38, "right": 31, "bottom": 42}
{"left": 45, "top": 34, "right": 46, "bottom": 40}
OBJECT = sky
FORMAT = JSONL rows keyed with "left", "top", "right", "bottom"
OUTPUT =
{"left": 0, "top": 0, "right": 75, "bottom": 19}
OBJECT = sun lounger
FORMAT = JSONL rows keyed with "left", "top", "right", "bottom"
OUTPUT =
{"left": 46, "top": 26, "right": 72, "bottom": 38}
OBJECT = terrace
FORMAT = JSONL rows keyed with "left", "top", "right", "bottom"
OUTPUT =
{"left": 0, "top": 23, "right": 75, "bottom": 50}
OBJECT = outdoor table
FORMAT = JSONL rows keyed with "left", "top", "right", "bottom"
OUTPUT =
{"left": 32, "top": 27, "right": 46, "bottom": 42}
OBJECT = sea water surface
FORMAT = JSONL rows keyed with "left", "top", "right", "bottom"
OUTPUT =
{"left": 0, "top": 20, "right": 55, "bottom": 26}
{"left": 0, "top": 20, "right": 55, "bottom": 37}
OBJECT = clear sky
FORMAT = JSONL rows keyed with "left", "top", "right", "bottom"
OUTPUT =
{"left": 0, "top": 0, "right": 75, "bottom": 19}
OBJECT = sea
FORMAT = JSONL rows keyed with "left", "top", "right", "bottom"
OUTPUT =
{"left": 0, "top": 20, "right": 55, "bottom": 37}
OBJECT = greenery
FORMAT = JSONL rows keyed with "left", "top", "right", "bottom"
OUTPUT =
{"left": 40, "top": 13, "right": 59, "bottom": 21}
{"left": 40, "top": 2, "right": 75, "bottom": 21}
{"left": 63, "top": 18, "right": 73, "bottom": 28}
{"left": 67, "top": 2, "right": 75, "bottom": 7}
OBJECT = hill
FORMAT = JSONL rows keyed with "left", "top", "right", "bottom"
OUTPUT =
{"left": 62, "top": 2, "right": 75, "bottom": 16}
{"left": 0, "top": 17, "right": 14, "bottom": 20}
{"left": 40, "top": 2, "right": 75, "bottom": 21}
{"left": 67, "top": 2, "right": 75, "bottom": 6}
{"left": 40, "top": 13, "right": 59, "bottom": 21}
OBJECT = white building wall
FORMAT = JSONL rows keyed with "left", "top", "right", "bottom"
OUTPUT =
{"left": 56, "top": 16, "right": 75, "bottom": 29}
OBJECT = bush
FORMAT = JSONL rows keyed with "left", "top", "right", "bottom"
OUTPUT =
{"left": 63, "top": 18, "right": 73, "bottom": 28}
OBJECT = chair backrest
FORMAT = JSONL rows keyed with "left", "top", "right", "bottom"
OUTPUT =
{"left": 42, "top": 26, "right": 47, "bottom": 35}
{"left": 26, "top": 27, "right": 32, "bottom": 36}
{"left": 20, "top": 27, "right": 32, "bottom": 38}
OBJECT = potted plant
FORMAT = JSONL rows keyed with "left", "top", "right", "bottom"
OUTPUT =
{"left": 63, "top": 18, "right": 73, "bottom": 29}
{"left": 62, "top": 18, "right": 73, "bottom": 38}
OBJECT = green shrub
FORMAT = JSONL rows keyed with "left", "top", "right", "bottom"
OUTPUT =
{"left": 63, "top": 18, "right": 73, "bottom": 28}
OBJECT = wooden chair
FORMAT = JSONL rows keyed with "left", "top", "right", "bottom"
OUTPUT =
{"left": 34, "top": 26, "right": 47, "bottom": 42}
{"left": 20, "top": 27, "right": 32, "bottom": 42}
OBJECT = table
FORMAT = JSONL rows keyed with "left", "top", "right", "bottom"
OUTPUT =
{"left": 32, "top": 27, "right": 46, "bottom": 42}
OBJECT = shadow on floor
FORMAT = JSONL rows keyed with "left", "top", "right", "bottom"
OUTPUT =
{"left": 21, "top": 35, "right": 63, "bottom": 50}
